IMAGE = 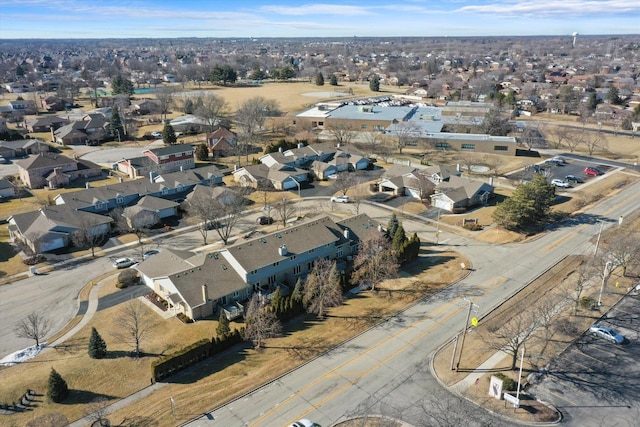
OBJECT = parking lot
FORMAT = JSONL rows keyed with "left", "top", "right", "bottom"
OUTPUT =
{"left": 507, "top": 156, "right": 613, "bottom": 188}
{"left": 530, "top": 290, "right": 640, "bottom": 426}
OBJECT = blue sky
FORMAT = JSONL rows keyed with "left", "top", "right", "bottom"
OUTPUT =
{"left": 1, "top": 0, "right": 638, "bottom": 39}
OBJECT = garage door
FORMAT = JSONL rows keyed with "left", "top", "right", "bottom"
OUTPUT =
{"left": 282, "top": 179, "right": 297, "bottom": 190}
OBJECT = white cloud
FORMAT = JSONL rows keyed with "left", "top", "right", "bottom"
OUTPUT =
{"left": 260, "top": 3, "right": 372, "bottom": 16}
{"left": 457, "top": 0, "right": 640, "bottom": 17}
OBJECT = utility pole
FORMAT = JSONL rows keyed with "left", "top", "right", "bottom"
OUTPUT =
{"left": 456, "top": 298, "right": 477, "bottom": 372}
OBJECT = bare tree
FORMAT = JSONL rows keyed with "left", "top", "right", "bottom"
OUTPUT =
{"left": 235, "top": 96, "right": 279, "bottom": 162}
{"left": 393, "top": 121, "right": 420, "bottom": 154}
{"left": 154, "top": 86, "right": 175, "bottom": 123}
{"left": 352, "top": 231, "right": 399, "bottom": 291}
{"left": 349, "top": 175, "right": 370, "bottom": 215}
{"left": 193, "top": 93, "right": 229, "bottom": 133}
{"left": 112, "top": 208, "right": 159, "bottom": 259}
{"left": 482, "top": 154, "right": 502, "bottom": 176}
{"left": 419, "top": 387, "right": 490, "bottom": 427}
{"left": 243, "top": 293, "right": 282, "bottom": 349}
{"left": 16, "top": 312, "right": 51, "bottom": 347}
{"left": 326, "top": 123, "right": 356, "bottom": 146}
{"left": 568, "top": 260, "right": 593, "bottom": 316}
{"left": 303, "top": 258, "right": 343, "bottom": 318}
{"left": 274, "top": 197, "right": 296, "bottom": 226}
{"left": 113, "top": 299, "right": 155, "bottom": 358}
{"left": 601, "top": 228, "right": 640, "bottom": 277}
{"left": 580, "top": 131, "right": 608, "bottom": 156}
{"left": 185, "top": 187, "right": 248, "bottom": 245}
{"left": 333, "top": 171, "right": 358, "bottom": 196}
{"left": 184, "top": 193, "right": 218, "bottom": 246}
{"left": 84, "top": 397, "right": 110, "bottom": 427}
{"left": 71, "top": 218, "right": 109, "bottom": 257}
{"left": 407, "top": 172, "right": 435, "bottom": 204}
{"left": 458, "top": 152, "right": 482, "bottom": 175}
{"left": 481, "top": 306, "right": 538, "bottom": 370}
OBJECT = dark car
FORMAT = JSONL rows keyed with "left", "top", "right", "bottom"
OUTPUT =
{"left": 584, "top": 167, "right": 604, "bottom": 176}
{"left": 565, "top": 175, "right": 584, "bottom": 183}
{"left": 256, "top": 216, "right": 273, "bottom": 225}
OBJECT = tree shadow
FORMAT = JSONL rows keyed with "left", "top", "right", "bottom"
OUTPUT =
{"left": 62, "top": 390, "right": 118, "bottom": 405}
{"left": 114, "top": 415, "right": 159, "bottom": 427}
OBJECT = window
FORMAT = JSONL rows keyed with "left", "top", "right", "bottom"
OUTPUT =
{"left": 307, "top": 262, "right": 313, "bottom": 271}
{"left": 293, "top": 265, "right": 301, "bottom": 275}
{"left": 318, "top": 121, "right": 324, "bottom": 127}
{"left": 233, "top": 290, "right": 240, "bottom": 298}
{"left": 289, "top": 255, "right": 296, "bottom": 261}
{"left": 461, "top": 144, "right": 476, "bottom": 150}
{"left": 494, "top": 145, "right": 509, "bottom": 151}
{"left": 361, "top": 124, "right": 368, "bottom": 130}
{"left": 162, "top": 188, "right": 169, "bottom": 195}
{"left": 435, "top": 142, "right": 449, "bottom": 149}
{"left": 337, "top": 247, "right": 344, "bottom": 258}
{"left": 267, "top": 275, "right": 276, "bottom": 284}
{"left": 373, "top": 125, "right": 384, "bottom": 131}
{"left": 116, "top": 197, "right": 124, "bottom": 204}
{"left": 273, "top": 261, "right": 280, "bottom": 267}
{"left": 308, "top": 248, "right": 315, "bottom": 254}
{"left": 94, "top": 202, "right": 104, "bottom": 210}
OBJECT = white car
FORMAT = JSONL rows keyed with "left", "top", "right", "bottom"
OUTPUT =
{"left": 330, "top": 195, "right": 349, "bottom": 203}
{"left": 551, "top": 179, "right": 571, "bottom": 188}
{"left": 151, "top": 131, "right": 162, "bottom": 138}
{"left": 289, "top": 419, "right": 321, "bottom": 427}
{"left": 113, "top": 257, "right": 137, "bottom": 269}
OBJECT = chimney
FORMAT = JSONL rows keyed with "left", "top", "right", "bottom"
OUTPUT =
{"left": 278, "top": 245, "right": 288, "bottom": 256}
{"left": 489, "top": 176, "right": 494, "bottom": 186}
{"left": 297, "top": 142, "right": 304, "bottom": 149}
{"left": 456, "top": 163, "right": 461, "bottom": 172}
{"left": 378, "top": 224, "right": 383, "bottom": 233}
{"left": 119, "top": 177, "right": 124, "bottom": 183}
{"left": 180, "top": 165, "right": 184, "bottom": 172}
{"left": 278, "top": 146, "right": 283, "bottom": 153}
{"left": 85, "top": 181, "right": 91, "bottom": 189}
{"left": 343, "top": 228, "right": 350, "bottom": 239}
{"left": 202, "top": 284, "right": 208, "bottom": 302}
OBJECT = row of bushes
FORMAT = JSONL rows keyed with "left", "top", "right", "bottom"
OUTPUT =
{"left": 151, "top": 329, "right": 244, "bottom": 382}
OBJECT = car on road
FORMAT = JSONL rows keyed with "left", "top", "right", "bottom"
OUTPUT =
{"left": 584, "top": 166, "right": 604, "bottom": 176}
{"left": 330, "top": 195, "right": 350, "bottom": 203}
{"left": 256, "top": 216, "right": 273, "bottom": 225}
{"left": 565, "top": 175, "right": 584, "bottom": 184}
{"left": 551, "top": 179, "right": 571, "bottom": 188}
{"left": 143, "top": 250, "right": 160, "bottom": 260}
{"left": 289, "top": 419, "right": 321, "bottom": 427}
{"left": 113, "top": 257, "right": 137, "bottom": 269}
{"left": 589, "top": 324, "right": 625, "bottom": 344}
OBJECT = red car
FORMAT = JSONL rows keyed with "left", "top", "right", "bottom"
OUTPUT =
{"left": 584, "top": 167, "right": 604, "bottom": 176}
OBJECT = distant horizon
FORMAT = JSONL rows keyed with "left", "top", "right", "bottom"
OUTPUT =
{"left": 1, "top": 0, "right": 639, "bottom": 40}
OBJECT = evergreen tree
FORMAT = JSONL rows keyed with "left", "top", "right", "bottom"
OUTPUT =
{"left": 387, "top": 213, "right": 399, "bottom": 239}
{"left": 492, "top": 173, "right": 556, "bottom": 231}
{"left": 586, "top": 92, "right": 599, "bottom": 111}
{"left": 15, "top": 65, "right": 25, "bottom": 77}
{"left": 210, "top": 64, "right": 238, "bottom": 85}
{"left": 251, "top": 64, "right": 266, "bottom": 81}
{"left": 606, "top": 86, "right": 622, "bottom": 105}
{"left": 47, "top": 368, "right": 69, "bottom": 403}
{"left": 88, "top": 327, "right": 107, "bottom": 359}
{"left": 195, "top": 143, "right": 209, "bottom": 161}
{"left": 162, "top": 123, "right": 177, "bottom": 145}
{"left": 217, "top": 312, "right": 230, "bottom": 338}
{"left": 329, "top": 74, "right": 338, "bottom": 86}
{"left": 111, "top": 74, "right": 134, "bottom": 96}
{"left": 183, "top": 98, "right": 194, "bottom": 114}
{"left": 392, "top": 224, "right": 407, "bottom": 252}
{"left": 315, "top": 72, "right": 325, "bottom": 86}
{"left": 369, "top": 75, "right": 380, "bottom": 92}
{"left": 110, "top": 108, "right": 125, "bottom": 142}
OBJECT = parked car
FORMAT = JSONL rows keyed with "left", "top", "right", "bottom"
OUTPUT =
{"left": 0, "top": 156, "right": 7, "bottom": 164}
{"left": 143, "top": 250, "right": 160, "bottom": 260}
{"left": 330, "top": 195, "right": 350, "bottom": 203}
{"left": 565, "top": 175, "right": 584, "bottom": 183}
{"left": 113, "top": 257, "right": 137, "bottom": 269}
{"left": 545, "top": 158, "right": 564, "bottom": 166}
{"left": 584, "top": 167, "right": 604, "bottom": 176}
{"left": 256, "top": 216, "right": 273, "bottom": 225}
{"left": 151, "top": 131, "right": 162, "bottom": 138}
{"left": 289, "top": 419, "right": 321, "bottom": 427}
{"left": 551, "top": 179, "right": 571, "bottom": 188}
{"left": 589, "top": 324, "right": 624, "bottom": 344}
{"left": 207, "top": 220, "right": 222, "bottom": 230}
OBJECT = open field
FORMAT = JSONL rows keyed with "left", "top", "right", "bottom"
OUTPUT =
{"left": 0, "top": 245, "right": 467, "bottom": 426}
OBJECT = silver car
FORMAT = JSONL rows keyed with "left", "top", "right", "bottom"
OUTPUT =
{"left": 589, "top": 324, "right": 624, "bottom": 344}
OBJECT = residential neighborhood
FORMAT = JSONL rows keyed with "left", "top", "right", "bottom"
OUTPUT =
{"left": 0, "top": 33, "right": 640, "bottom": 427}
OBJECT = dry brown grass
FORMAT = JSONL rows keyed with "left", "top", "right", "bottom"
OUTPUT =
{"left": 553, "top": 172, "right": 640, "bottom": 215}
{"left": 431, "top": 211, "right": 640, "bottom": 424}
{"left": 0, "top": 248, "right": 467, "bottom": 426}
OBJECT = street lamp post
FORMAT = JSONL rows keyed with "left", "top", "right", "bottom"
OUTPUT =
{"left": 593, "top": 220, "right": 604, "bottom": 257}
{"left": 456, "top": 297, "right": 478, "bottom": 372}
{"left": 597, "top": 261, "right": 613, "bottom": 307}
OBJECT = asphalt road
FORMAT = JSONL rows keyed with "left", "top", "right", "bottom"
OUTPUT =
{"left": 182, "top": 180, "right": 640, "bottom": 427}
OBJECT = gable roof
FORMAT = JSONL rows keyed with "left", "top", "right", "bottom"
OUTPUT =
{"left": 16, "top": 152, "right": 76, "bottom": 170}
{"left": 144, "top": 143, "right": 194, "bottom": 157}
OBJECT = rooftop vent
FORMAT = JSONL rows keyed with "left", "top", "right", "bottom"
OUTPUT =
{"left": 278, "top": 245, "right": 288, "bottom": 256}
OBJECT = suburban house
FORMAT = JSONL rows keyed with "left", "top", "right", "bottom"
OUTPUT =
{"left": 169, "top": 115, "right": 209, "bottom": 135}
{"left": 135, "top": 213, "right": 384, "bottom": 320}
{"left": 430, "top": 175, "right": 494, "bottom": 212}
{"left": 378, "top": 164, "right": 459, "bottom": 197}
{"left": 7, "top": 100, "right": 37, "bottom": 115}
{"left": 116, "top": 144, "right": 195, "bottom": 179}
{"left": 0, "top": 178, "right": 16, "bottom": 199}
{"left": 207, "top": 128, "right": 237, "bottom": 157}
{"left": 122, "top": 196, "right": 179, "bottom": 228}
{"left": 233, "top": 163, "right": 308, "bottom": 190}
{"left": 26, "top": 116, "right": 69, "bottom": 133}
{"left": 53, "top": 114, "right": 110, "bottom": 145}
{"left": 185, "top": 184, "right": 246, "bottom": 206}
{"left": 8, "top": 205, "right": 112, "bottom": 253}
{"left": 0, "top": 139, "right": 50, "bottom": 159}
{"left": 16, "top": 152, "right": 102, "bottom": 189}
{"left": 54, "top": 165, "right": 224, "bottom": 213}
